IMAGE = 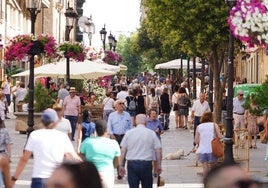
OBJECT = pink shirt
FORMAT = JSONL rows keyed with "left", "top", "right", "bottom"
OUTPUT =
{"left": 63, "top": 95, "right": 81, "bottom": 116}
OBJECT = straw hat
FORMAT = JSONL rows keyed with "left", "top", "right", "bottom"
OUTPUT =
{"left": 69, "top": 87, "right": 77, "bottom": 93}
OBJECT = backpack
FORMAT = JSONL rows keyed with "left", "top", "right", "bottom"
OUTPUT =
{"left": 178, "top": 95, "right": 188, "bottom": 108}
{"left": 128, "top": 97, "right": 136, "bottom": 111}
{"left": 151, "top": 96, "right": 158, "bottom": 109}
{"left": 81, "top": 122, "right": 96, "bottom": 141}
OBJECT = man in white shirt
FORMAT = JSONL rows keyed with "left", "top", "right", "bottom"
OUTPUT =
{"left": 116, "top": 86, "right": 129, "bottom": 101}
{"left": 54, "top": 107, "right": 72, "bottom": 140}
{"left": 233, "top": 90, "right": 246, "bottom": 148}
{"left": 191, "top": 92, "right": 211, "bottom": 139}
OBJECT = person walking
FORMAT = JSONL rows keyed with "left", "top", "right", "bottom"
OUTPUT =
{"left": 63, "top": 87, "right": 81, "bottom": 141}
{"left": 147, "top": 88, "right": 160, "bottom": 114}
{"left": 136, "top": 89, "right": 146, "bottom": 115}
{"left": 126, "top": 89, "right": 137, "bottom": 125}
{"left": 171, "top": 85, "right": 179, "bottom": 128}
{"left": 102, "top": 92, "right": 115, "bottom": 122}
{"left": 119, "top": 114, "right": 162, "bottom": 188}
{"left": 55, "top": 83, "right": 69, "bottom": 108}
{"left": 160, "top": 87, "right": 171, "bottom": 130}
{"left": 191, "top": 92, "right": 211, "bottom": 139}
{"left": 11, "top": 108, "right": 80, "bottom": 188}
{"left": 77, "top": 109, "right": 96, "bottom": 153}
{"left": 54, "top": 107, "right": 72, "bottom": 140}
{"left": 146, "top": 109, "right": 163, "bottom": 177}
{"left": 233, "top": 90, "right": 246, "bottom": 148}
{"left": 245, "top": 99, "right": 259, "bottom": 149}
{"left": 80, "top": 120, "right": 121, "bottom": 188}
{"left": 177, "top": 87, "right": 190, "bottom": 129}
{"left": 195, "top": 112, "right": 223, "bottom": 176}
{"left": 0, "top": 119, "right": 11, "bottom": 161}
{"left": 107, "top": 99, "right": 133, "bottom": 180}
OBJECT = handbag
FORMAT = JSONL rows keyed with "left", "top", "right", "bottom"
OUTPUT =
{"left": 211, "top": 123, "right": 224, "bottom": 158}
{"left": 260, "top": 130, "right": 267, "bottom": 144}
{"left": 173, "top": 103, "right": 178, "bottom": 111}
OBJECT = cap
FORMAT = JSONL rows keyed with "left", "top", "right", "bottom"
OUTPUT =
{"left": 69, "top": 87, "right": 77, "bottom": 93}
{"left": 237, "top": 90, "right": 244, "bottom": 95}
{"left": 41, "top": 108, "right": 59, "bottom": 125}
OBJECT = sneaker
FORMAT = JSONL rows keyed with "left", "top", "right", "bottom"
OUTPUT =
{"left": 117, "top": 175, "right": 122, "bottom": 180}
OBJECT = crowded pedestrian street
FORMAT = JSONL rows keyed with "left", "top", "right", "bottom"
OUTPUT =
{"left": 7, "top": 112, "right": 268, "bottom": 188}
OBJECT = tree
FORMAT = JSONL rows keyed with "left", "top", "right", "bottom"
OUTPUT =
{"left": 139, "top": 0, "right": 233, "bottom": 122}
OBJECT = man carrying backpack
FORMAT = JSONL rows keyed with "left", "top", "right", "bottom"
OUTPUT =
{"left": 125, "top": 89, "right": 137, "bottom": 125}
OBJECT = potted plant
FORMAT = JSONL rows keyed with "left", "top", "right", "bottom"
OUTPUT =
{"left": 59, "top": 42, "right": 86, "bottom": 61}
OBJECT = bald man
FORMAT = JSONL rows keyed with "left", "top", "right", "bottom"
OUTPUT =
{"left": 204, "top": 163, "right": 260, "bottom": 188}
{"left": 119, "top": 114, "right": 162, "bottom": 188}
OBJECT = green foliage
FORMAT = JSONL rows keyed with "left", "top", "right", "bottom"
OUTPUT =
{"left": 5, "top": 66, "right": 24, "bottom": 77}
{"left": 243, "top": 76, "right": 268, "bottom": 115}
{"left": 24, "top": 83, "right": 56, "bottom": 112}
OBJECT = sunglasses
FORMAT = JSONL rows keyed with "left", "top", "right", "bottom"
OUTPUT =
{"left": 239, "top": 94, "right": 244, "bottom": 96}
{"left": 119, "top": 102, "right": 125, "bottom": 105}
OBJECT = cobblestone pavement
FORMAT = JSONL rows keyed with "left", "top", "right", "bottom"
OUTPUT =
{"left": 6, "top": 112, "right": 268, "bottom": 188}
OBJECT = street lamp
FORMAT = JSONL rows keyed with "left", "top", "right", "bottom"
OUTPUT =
{"left": 112, "top": 36, "right": 117, "bottom": 52}
{"left": 108, "top": 32, "right": 114, "bottom": 51}
{"left": 25, "top": 0, "right": 42, "bottom": 134}
{"left": 65, "top": 2, "right": 77, "bottom": 41}
{"left": 108, "top": 32, "right": 117, "bottom": 52}
{"left": 64, "top": 2, "right": 78, "bottom": 88}
{"left": 26, "top": 0, "right": 41, "bottom": 35}
{"left": 100, "top": 25, "right": 107, "bottom": 50}
{"left": 224, "top": 0, "right": 237, "bottom": 164}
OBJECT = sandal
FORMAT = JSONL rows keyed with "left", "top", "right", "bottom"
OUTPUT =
{"left": 249, "top": 145, "right": 252, "bottom": 149}
{"left": 253, "top": 145, "right": 257, "bottom": 149}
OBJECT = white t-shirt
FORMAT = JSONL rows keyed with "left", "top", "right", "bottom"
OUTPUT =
{"left": 196, "top": 122, "right": 214, "bottom": 154}
{"left": 25, "top": 129, "right": 75, "bottom": 178}
{"left": 103, "top": 97, "right": 115, "bottom": 110}
{"left": 55, "top": 118, "right": 72, "bottom": 135}
{"left": 116, "top": 91, "right": 128, "bottom": 101}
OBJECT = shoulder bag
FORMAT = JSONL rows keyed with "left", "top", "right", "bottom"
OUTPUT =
{"left": 260, "top": 129, "right": 267, "bottom": 144}
{"left": 211, "top": 123, "right": 224, "bottom": 158}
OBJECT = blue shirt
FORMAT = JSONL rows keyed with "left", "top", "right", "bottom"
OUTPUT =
{"left": 107, "top": 111, "right": 133, "bottom": 135}
{"left": 146, "top": 118, "right": 163, "bottom": 140}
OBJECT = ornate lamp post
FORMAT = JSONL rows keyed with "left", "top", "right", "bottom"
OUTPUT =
{"left": 112, "top": 36, "right": 117, "bottom": 52}
{"left": 224, "top": 0, "right": 237, "bottom": 164}
{"left": 65, "top": 2, "right": 78, "bottom": 87}
{"left": 108, "top": 32, "right": 117, "bottom": 52}
{"left": 25, "top": 0, "right": 42, "bottom": 134}
{"left": 100, "top": 25, "right": 107, "bottom": 50}
{"left": 108, "top": 32, "right": 115, "bottom": 51}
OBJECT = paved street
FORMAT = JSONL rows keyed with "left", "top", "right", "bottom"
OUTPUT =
{"left": 6, "top": 112, "right": 268, "bottom": 188}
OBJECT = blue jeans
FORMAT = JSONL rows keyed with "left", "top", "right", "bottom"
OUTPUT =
{"left": 31, "top": 178, "right": 47, "bottom": 188}
{"left": 127, "top": 160, "right": 153, "bottom": 188}
{"left": 65, "top": 115, "right": 78, "bottom": 140}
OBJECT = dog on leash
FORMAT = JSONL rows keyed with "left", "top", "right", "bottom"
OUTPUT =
{"left": 163, "top": 149, "right": 184, "bottom": 160}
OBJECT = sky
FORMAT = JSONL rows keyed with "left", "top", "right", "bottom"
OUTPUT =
{"left": 82, "top": 0, "right": 141, "bottom": 48}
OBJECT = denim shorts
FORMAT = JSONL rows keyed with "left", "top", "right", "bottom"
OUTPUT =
{"left": 127, "top": 110, "right": 136, "bottom": 117}
{"left": 198, "top": 153, "right": 217, "bottom": 163}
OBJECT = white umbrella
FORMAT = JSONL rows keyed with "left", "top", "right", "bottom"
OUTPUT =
{"left": 12, "top": 60, "right": 117, "bottom": 79}
{"left": 155, "top": 59, "right": 202, "bottom": 69}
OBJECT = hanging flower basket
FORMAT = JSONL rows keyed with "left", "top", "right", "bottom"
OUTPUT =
{"left": 59, "top": 42, "right": 86, "bottom": 62}
{"left": 103, "top": 50, "right": 123, "bottom": 65}
{"left": 4, "top": 34, "right": 58, "bottom": 63}
{"left": 85, "top": 46, "right": 105, "bottom": 61}
{"left": 228, "top": 0, "right": 268, "bottom": 47}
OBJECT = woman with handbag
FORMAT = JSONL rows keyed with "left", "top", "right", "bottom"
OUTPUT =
{"left": 194, "top": 112, "right": 223, "bottom": 176}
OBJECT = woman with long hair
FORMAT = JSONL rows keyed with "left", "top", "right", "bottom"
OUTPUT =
{"left": 195, "top": 112, "right": 223, "bottom": 176}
